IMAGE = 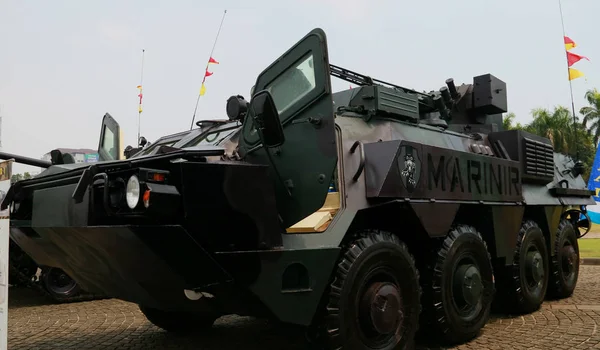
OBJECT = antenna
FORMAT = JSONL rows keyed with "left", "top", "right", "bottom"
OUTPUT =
{"left": 137, "top": 49, "right": 146, "bottom": 146}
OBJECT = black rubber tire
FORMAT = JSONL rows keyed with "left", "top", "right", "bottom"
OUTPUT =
{"left": 41, "top": 267, "right": 82, "bottom": 302}
{"left": 317, "top": 229, "right": 421, "bottom": 350}
{"left": 547, "top": 219, "right": 580, "bottom": 299}
{"left": 495, "top": 220, "right": 550, "bottom": 314}
{"left": 422, "top": 225, "right": 495, "bottom": 345}
{"left": 139, "top": 305, "right": 219, "bottom": 334}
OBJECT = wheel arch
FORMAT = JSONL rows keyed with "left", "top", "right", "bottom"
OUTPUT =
{"left": 523, "top": 205, "right": 563, "bottom": 258}
{"left": 345, "top": 201, "right": 435, "bottom": 262}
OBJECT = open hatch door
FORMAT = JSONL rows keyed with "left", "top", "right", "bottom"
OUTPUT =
{"left": 97, "top": 113, "right": 124, "bottom": 162}
{"left": 238, "top": 28, "right": 337, "bottom": 228}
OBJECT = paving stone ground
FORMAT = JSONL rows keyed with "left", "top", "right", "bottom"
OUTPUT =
{"left": 8, "top": 266, "right": 600, "bottom": 350}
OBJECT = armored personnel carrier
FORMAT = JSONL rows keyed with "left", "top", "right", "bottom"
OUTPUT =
{"left": 3, "top": 28, "right": 594, "bottom": 349}
{"left": 5, "top": 113, "right": 242, "bottom": 303}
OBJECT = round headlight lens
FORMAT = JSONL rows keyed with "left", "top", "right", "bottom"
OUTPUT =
{"left": 126, "top": 175, "right": 140, "bottom": 209}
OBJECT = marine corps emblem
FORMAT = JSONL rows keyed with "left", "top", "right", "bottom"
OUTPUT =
{"left": 398, "top": 145, "right": 421, "bottom": 193}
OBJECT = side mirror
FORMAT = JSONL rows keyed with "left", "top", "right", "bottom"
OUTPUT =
{"left": 250, "top": 90, "right": 285, "bottom": 148}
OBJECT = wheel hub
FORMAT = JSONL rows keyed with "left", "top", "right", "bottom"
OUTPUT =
{"left": 561, "top": 245, "right": 577, "bottom": 275}
{"left": 453, "top": 264, "right": 482, "bottom": 306}
{"left": 360, "top": 282, "right": 403, "bottom": 335}
{"left": 45, "top": 268, "right": 77, "bottom": 294}
{"left": 526, "top": 251, "right": 544, "bottom": 284}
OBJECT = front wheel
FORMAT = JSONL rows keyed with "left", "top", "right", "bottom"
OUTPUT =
{"left": 139, "top": 305, "right": 220, "bottom": 334}
{"left": 314, "top": 229, "right": 422, "bottom": 350}
{"left": 41, "top": 267, "right": 82, "bottom": 302}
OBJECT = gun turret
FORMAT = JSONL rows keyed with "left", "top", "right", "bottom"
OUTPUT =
{"left": 0, "top": 151, "right": 51, "bottom": 168}
{"left": 329, "top": 63, "right": 508, "bottom": 134}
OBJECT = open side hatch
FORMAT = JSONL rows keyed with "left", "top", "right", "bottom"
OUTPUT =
{"left": 238, "top": 28, "right": 339, "bottom": 231}
{"left": 97, "top": 113, "right": 124, "bottom": 162}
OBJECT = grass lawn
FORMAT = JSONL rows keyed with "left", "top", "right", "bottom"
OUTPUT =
{"left": 579, "top": 238, "right": 600, "bottom": 258}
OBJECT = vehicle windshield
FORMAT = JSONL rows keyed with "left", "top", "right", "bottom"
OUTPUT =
{"left": 185, "top": 127, "right": 238, "bottom": 148}
{"left": 131, "top": 124, "right": 240, "bottom": 158}
{"left": 100, "top": 124, "right": 118, "bottom": 160}
{"left": 135, "top": 140, "right": 179, "bottom": 157}
{"left": 266, "top": 53, "right": 316, "bottom": 114}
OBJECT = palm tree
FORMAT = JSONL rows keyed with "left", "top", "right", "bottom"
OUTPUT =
{"left": 526, "top": 106, "right": 574, "bottom": 153}
{"left": 502, "top": 112, "right": 526, "bottom": 131}
{"left": 503, "top": 112, "right": 515, "bottom": 130}
{"left": 504, "top": 106, "right": 596, "bottom": 182}
{"left": 580, "top": 88, "right": 600, "bottom": 146}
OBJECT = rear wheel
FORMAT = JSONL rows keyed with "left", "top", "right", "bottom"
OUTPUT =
{"left": 547, "top": 219, "right": 580, "bottom": 299}
{"left": 494, "top": 220, "right": 549, "bottom": 314}
{"left": 421, "top": 225, "right": 495, "bottom": 345}
{"left": 139, "top": 305, "right": 220, "bottom": 334}
{"left": 315, "top": 229, "right": 421, "bottom": 350}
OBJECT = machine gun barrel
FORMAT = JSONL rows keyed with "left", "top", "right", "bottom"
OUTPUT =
{"left": 0, "top": 152, "right": 52, "bottom": 168}
{"left": 329, "top": 64, "right": 430, "bottom": 98}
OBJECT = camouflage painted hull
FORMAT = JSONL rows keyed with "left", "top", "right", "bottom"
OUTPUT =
{"left": 10, "top": 224, "right": 339, "bottom": 324}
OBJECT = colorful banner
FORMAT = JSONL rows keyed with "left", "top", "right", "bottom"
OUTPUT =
{"left": 564, "top": 36, "right": 589, "bottom": 81}
{"left": 199, "top": 56, "right": 219, "bottom": 96}
{"left": 564, "top": 36, "right": 576, "bottom": 51}
{"left": 586, "top": 145, "right": 600, "bottom": 223}
{"left": 137, "top": 84, "right": 143, "bottom": 113}
{"left": 0, "top": 159, "right": 12, "bottom": 350}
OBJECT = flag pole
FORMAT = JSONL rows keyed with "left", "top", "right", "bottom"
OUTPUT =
{"left": 558, "top": 0, "right": 580, "bottom": 159}
{"left": 190, "top": 9, "right": 228, "bottom": 130}
{"left": 137, "top": 49, "right": 146, "bottom": 145}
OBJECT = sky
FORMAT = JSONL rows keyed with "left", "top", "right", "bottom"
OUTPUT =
{"left": 1, "top": 0, "right": 598, "bottom": 175}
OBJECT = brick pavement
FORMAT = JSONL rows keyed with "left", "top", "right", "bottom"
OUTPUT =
{"left": 8, "top": 266, "right": 600, "bottom": 350}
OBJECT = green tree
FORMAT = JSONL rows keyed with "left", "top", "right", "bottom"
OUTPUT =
{"left": 10, "top": 172, "right": 33, "bottom": 184}
{"left": 502, "top": 112, "right": 526, "bottom": 130}
{"left": 580, "top": 88, "right": 600, "bottom": 146}
{"left": 525, "top": 106, "right": 574, "bottom": 154}
{"left": 513, "top": 106, "right": 595, "bottom": 182}
{"left": 10, "top": 174, "right": 22, "bottom": 184}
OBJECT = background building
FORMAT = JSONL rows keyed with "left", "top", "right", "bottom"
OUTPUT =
{"left": 41, "top": 148, "right": 99, "bottom": 164}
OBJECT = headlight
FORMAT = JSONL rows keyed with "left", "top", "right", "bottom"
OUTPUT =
{"left": 126, "top": 175, "right": 140, "bottom": 209}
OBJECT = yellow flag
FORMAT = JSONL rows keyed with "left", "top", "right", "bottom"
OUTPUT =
{"left": 199, "top": 83, "right": 206, "bottom": 96}
{"left": 569, "top": 67, "right": 584, "bottom": 81}
{"left": 138, "top": 105, "right": 143, "bottom": 113}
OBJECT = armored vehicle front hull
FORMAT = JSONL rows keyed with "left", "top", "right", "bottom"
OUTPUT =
{"left": 6, "top": 151, "right": 342, "bottom": 326}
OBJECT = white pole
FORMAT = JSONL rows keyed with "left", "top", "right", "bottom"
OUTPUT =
{"left": 0, "top": 159, "right": 12, "bottom": 350}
